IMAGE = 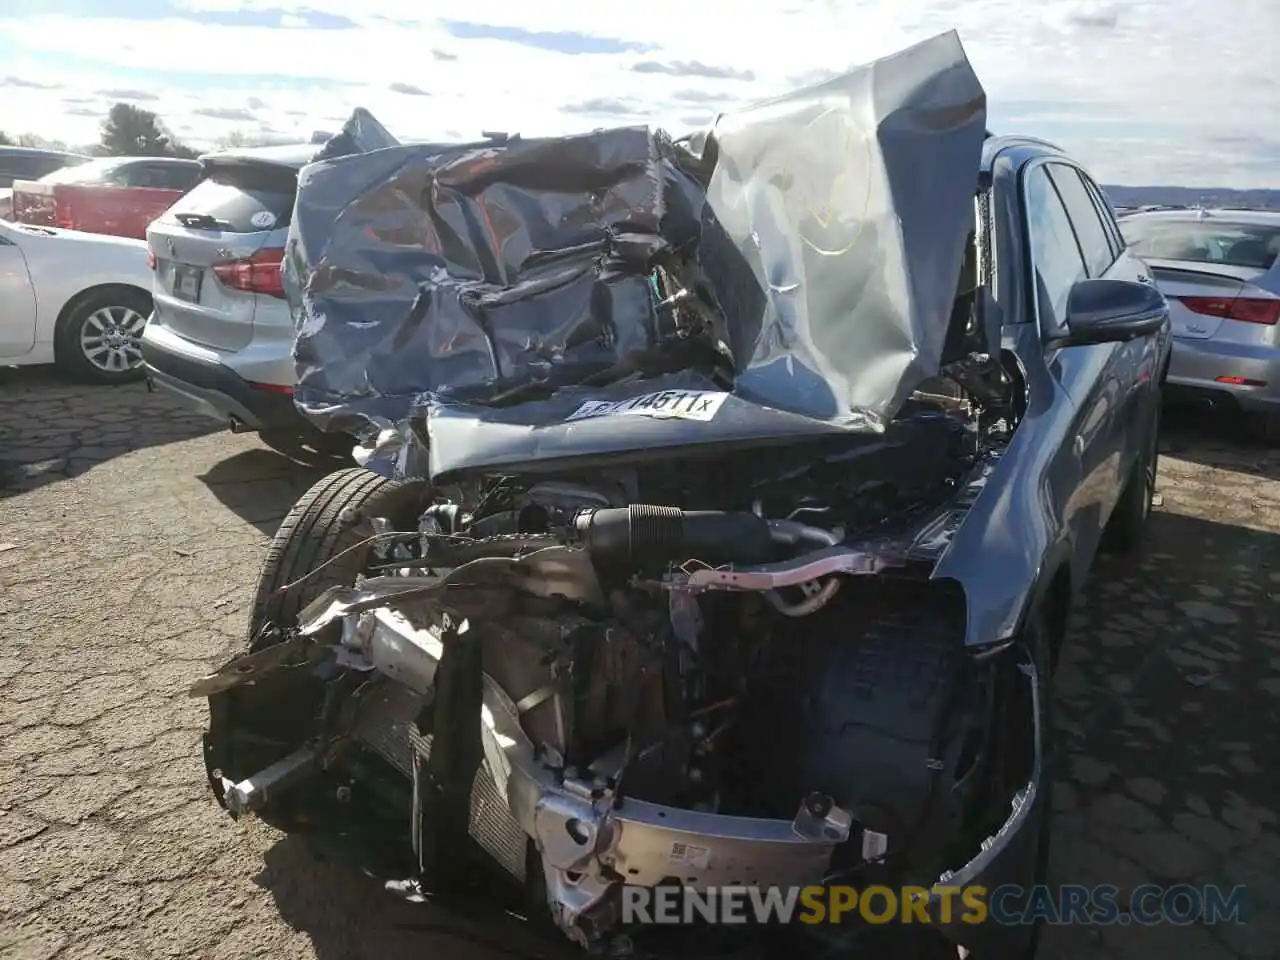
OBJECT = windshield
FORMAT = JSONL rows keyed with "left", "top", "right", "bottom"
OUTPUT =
{"left": 37, "top": 158, "right": 126, "bottom": 185}
{"left": 1121, "top": 218, "right": 1280, "bottom": 270}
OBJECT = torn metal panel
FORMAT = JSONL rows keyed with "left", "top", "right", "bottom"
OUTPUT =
{"left": 281, "top": 31, "right": 987, "bottom": 479}
{"left": 284, "top": 126, "right": 703, "bottom": 437}
{"left": 701, "top": 28, "right": 987, "bottom": 430}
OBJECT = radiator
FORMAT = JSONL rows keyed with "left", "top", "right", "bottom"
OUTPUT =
{"left": 350, "top": 679, "right": 529, "bottom": 882}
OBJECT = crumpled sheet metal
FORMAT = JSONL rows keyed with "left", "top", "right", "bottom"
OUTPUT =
{"left": 701, "top": 29, "right": 987, "bottom": 429}
{"left": 284, "top": 31, "right": 987, "bottom": 475}
{"left": 284, "top": 124, "right": 703, "bottom": 434}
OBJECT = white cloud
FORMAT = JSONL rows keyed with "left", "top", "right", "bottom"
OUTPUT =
{"left": 0, "top": 0, "right": 1276, "bottom": 186}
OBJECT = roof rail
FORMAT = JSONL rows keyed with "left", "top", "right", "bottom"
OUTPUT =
{"left": 992, "top": 134, "right": 1066, "bottom": 153}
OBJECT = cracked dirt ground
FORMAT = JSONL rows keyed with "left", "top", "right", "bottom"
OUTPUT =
{"left": 2, "top": 368, "right": 1279, "bottom": 960}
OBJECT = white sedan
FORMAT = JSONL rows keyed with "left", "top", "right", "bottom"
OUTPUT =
{"left": 0, "top": 218, "right": 154, "bottom": 384}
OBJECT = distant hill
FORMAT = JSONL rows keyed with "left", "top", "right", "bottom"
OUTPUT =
{"left": 1102, "top": 185, "right": 1280, "bottom": 211}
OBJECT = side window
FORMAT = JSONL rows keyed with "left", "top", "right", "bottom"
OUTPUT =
{"left": 1025, "top": 165, "right": 1088, "bottom": 334}
{"left": 1046, "top": 164, "right": 1115, "bottom": 277}
{"left": 118, "top": 163, "right": 176, "bottom": 188}
{"left": 98, "top": 164, "right": 131, "bottom": 187}
{"left": 151, "top": 164, "right": 198, "bottom": 191}
{"left": 124, "top": 164, "right": 162, "bottom": 188}
{"left": 147, "top": 165, "right": 175, "bottom": 189}
{"left": 1082, "top": 174, "right": 1125, "bottom": 257}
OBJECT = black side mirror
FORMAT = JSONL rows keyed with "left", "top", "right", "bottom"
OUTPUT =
{"left": 1050, "top": 277, "right": 1168, "bottom": 348}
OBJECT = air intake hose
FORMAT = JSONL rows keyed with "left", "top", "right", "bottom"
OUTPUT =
{"left": 573, "top": 505, "right": 775, "bottom": 566}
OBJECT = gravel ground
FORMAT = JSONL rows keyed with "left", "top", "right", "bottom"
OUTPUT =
{"left": 1, "top": 368, "right": 1278, "bottom": 960}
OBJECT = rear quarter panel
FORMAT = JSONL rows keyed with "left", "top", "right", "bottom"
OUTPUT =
{"left": 10, "top": 181, "right": 56, "bottom": 227}
{"left": 21, "top": 228, "right": 153, "bottom": 343}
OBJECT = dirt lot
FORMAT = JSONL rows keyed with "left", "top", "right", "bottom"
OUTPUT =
{"left": 1, "top": 369, "right": 1278, "bottom": 960}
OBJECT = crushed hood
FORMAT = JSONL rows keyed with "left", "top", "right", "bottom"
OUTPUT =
{"left": 283, "top": 31, "right": 987, "bottom": 480}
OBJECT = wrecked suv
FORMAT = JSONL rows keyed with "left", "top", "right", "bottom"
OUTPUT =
{"left": 191, "top": 32, "right": 1171, "bottom": 960}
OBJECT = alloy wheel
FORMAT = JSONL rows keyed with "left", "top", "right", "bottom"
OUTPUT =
{"left": 79, "top": 305, "right": 147, "bottom": 374}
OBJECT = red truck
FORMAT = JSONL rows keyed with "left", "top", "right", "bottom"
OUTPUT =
{"left": 10, "top": 156, "right": 203, "bottom": 240}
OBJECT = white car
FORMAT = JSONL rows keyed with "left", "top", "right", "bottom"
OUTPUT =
{"left": 0, "top": 218, "right": 153, "bottom": 384}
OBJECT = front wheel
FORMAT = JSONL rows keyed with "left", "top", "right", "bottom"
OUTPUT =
{"left": 55, "top": 287, "right": 152, "bottom": 384}
{"left": 249, "top": 466, "right": 427, "bottom": 640}
{"left": 1102, "top": 400, "right": 1160, "bottom": 554}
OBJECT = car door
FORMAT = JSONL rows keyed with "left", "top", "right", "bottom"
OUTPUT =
{"left": 70, "top": 160, "right": 157, "bottom": 238}
{"left": 1023, "top": 161, "right": 1125, "bottom": 570}
{"left": 0, "top": 227, "right": 37, "bottom": 357}
{"left": 1048, "top": 164, "right": 1159, "bottom": 511}
{"left": 1075, "top": 169, "right": 1165, "bottom": 476}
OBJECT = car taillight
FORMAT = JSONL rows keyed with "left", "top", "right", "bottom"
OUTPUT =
{"left": 1180, "top": 295, "right": 1280, "bottom": 326}
{"left": 212, "top": 246, "right": 285, "bottom": 298}
{"left": 146, "top": 247, "right": 156, "bottom": 270}
{"left": 248, "top": 381, "right": 294, "bottom": 395}
{"left": 54, "top": 194, "right": 75, "bottom": 230}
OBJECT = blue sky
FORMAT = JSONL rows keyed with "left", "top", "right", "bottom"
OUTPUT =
{"left": 2, "top": 0, "right": 1277, "bottom": 186}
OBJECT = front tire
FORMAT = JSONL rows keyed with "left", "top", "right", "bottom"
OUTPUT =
{"left": 55, "top": 287, "right": 151, "bottom": 385}
{"left": 1102, "top": 400, "right": 1160, "bottom": 554}
{"left": 249, "top": 465, "right": 426, "bottom": 641}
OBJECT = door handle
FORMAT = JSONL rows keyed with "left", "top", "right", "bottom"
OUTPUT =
{"left": 1073, "top": 435, "right": 1085, "bottom": 457}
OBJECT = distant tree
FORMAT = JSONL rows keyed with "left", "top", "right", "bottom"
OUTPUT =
{"left": 214, "top": 129, "right": 284, "bottom": 149}
{"left": 216, "top": 129, "right": 253, "bottom": 149}
{"left": 97, "top": 102, "right": 202, "bottom": 158}
{"left": 0, "top": 130, "right": 13, "bottom": 146}
{"left": 17, "top": 133, "right": 69, "bottom": 150}
{"left": 166, "top": 139, "right": 199, "bottom": 159}
{"left": 99, "top": 102, "right": 176, "bottom": 156}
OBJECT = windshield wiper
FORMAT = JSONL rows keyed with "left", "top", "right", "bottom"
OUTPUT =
{"left": 174, "top": 212, "right": 230, "bottom": 230}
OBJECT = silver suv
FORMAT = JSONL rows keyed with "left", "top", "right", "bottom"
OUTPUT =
{"left": 140, "top": 143, "right": 349, "bottom": 461}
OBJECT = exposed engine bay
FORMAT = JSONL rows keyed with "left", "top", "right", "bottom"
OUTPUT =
{"left": 195, "top": 367, "right": 1043, "bottom": 956}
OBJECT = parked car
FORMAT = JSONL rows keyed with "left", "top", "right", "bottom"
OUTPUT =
{"left": 0, "top": 145, "right": 90, "bottom": 189}
{"left": 1119, "top": 208, "right": 1280, "bottom": 437}
{"left": 140, "top": 143, "right": 350, "bottom": 463}
{"left": 0, "top": 218, "right": 153, "bottom": 383}
{"left": 9, "top": 156, "right": 202, "bottom": 240}
{"left": 190, "top": 33, "right": 1171, "bottom": 960}
{"left": 1, "top": 146, "right": 91, "bottom": 221}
